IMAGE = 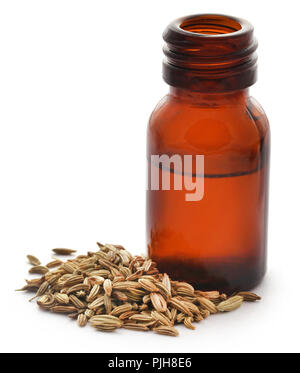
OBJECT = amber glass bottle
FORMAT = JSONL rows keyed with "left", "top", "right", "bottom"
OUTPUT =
{"left": 147, "top": 14, "right": 270, "bottom": 293}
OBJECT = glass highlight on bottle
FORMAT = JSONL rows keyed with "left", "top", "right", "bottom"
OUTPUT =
{"left": 147, "top": 14, "right": 270, "bottom": 293}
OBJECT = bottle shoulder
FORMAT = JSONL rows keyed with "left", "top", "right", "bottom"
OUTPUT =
{"left": 147, "top": 94, "right": 270, "bottom": 175}
{"left": 148, "top": 94, "right": 269, "bottom": 148}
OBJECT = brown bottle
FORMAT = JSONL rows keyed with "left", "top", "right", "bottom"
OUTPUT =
{"left": 147, "top": 14, "right": 270, "bottom": 293}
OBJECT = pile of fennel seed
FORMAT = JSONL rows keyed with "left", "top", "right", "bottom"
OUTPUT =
{"left": 17, "top": 243, "right": 261, "bottom": 336}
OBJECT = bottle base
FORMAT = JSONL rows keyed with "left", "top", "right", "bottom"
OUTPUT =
{"left": 152, "top": 256, "right": 266, "bottom": 294}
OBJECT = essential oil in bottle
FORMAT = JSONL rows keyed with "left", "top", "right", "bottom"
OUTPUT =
{"left": 147, "top": 14, "right": 270, "bottom": 293}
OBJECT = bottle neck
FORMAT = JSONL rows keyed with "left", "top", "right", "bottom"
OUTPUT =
{"left": 169, "top": 87, "right": 249, "bottom": 106}
{"left": 163, "top": 15, "right": 257, "bottom": 92}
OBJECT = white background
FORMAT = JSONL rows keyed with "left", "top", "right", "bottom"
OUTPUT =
{"left": 0, "top": 0, "right": 299, "bottom": 353}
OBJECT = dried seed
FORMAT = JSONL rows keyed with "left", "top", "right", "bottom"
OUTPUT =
{"left": 132, "top": 302, "right": 139, "bottom": 311}
{"left": 113, "top": 244, "right": 126, "bottom": 250}
{"left": 200, "top": 309, "right": 210, "bottom": 318}
{"left": 162, "top": 273, "right": 171, "bottom": 293}
{"left": 77, "top": 314, "right": 88, "bottom": 327}
{"left": 29, "top": 265, "right": 49, "bottom": 275}
{"left": 197, "top": 297, "right": 218, "bottom": 314}
{"left": 46, "top": 259, "right": 63, "bottom": 268}
{"left": 97, "top": 259, "right": 119, "bottom": 270}
{"left": 66, "top": 283, "right": 89, "bottom": 294}
{"left": 170, "top": 308, "right": 177, "bottom": 322}
{"left": 122, "top": 323, "right": 149, "bottom": 331}
{"left": 68, "top": 312, "right": 79, "bottom": 319}
{"left": 27, "top": 255, "right": 41, "bottom": 266}
{"left": 89, "top": 315, "right": 122, "bottom": 329}
{"left": 54, "top": 293, "right": 69, "bottom": 304}
{"left": 150, "top": 293, "right": 167, "bottom": 312}
{"left": 151, "top": 311, "right": 172, "bottom": 326}
{"left": 26, "top": 278, "right": 44, "bottom": 286}
{"left": 155, "top": 282, "right": 172, "bottom": 299}
{"left": 217, "top": 296, "right": 244, "bottom": 312}
{"left": 195, "top": 290, "right": 220, "bottom": 300}
{"left": 110, "top": 303, "right": 133, "bottom": 316}
{"left": 138, "top": 278, "right": 159, "bottom": 292}
{"left": 91, "top": 325, "right": 117, "bottom": 331}
{"left": 87, "top": 276, "right": 105, "bottom": 286}
{"left": 127, "top": 288, "right": 146, "bottom": 297}
{"left": 176, "top": 312, "right": 185, "bottom": 323}
{"left": 52, "top": 248, "right": 77, "bottom": 255}
{"left": 87, "top": 284, "right": 100, "bottom": 302}
{"left": 129, "top": 314, "right": 153, "bottom": 322}
{"left": 88, "top": 296, "right": 105, "bottom": 310}
{"left": 195, "top": 314, "right": 204, "bottom": 322}
{"left": 237, "top": 292, "right": 261, "bottom": 302}
{"left": 104, "top": 294, "right": 112, "bottom": 313}
{"left": 62, "top": 262, "right": 78, "bottom": 273}
{"left": 95, "top": 307, "right": 105, "bottom": 315}
{"left": 118, "top": 266, "right": 131, "bottom": 278}
{"left": 143, "top": 294, "right": 151, "bottom": 304}
{"left": 64, "top": 275, "right": 84, "bottom": 287}
{"left": 76, "top": 290, "right": 86, "bottom": 298}
{"left": 184, "top": 317, "right": 195, "bottom": 330}
{"left": 84, "top": 309, "right": 94, "bottom": 318}
{"left": 103, "top": 279, "right": 112, "bottom": 296}
{"left": 176, "top": 282, "right": 194, "bottom": 293}
{"left": 117, "top": 250, "right": 131, "bottom": 266}
{"left": 112, "top": 290, "right": 128, "bottom": 302}
{"left": 29, "top": 281, "right": 49, "bottom": 302}
{"left": 126, "top": 270, "right": 144, "bottom": 281}
{"left": 69, "top": 294, "right": 86, "bottom": 309}
{"left": 15, "top": 284, "right": 38, "bottom": 292}
{"left": 87, "top": 270, "right": 108, "bottom": 277}
{"left": 50, "top": 305, "right": 78, "bottom": 313}
{"left": 119, "top": 311, "right": 138, "bottom": 320}
{"left": 37, "top": 294, "right": 55, "bottom": 309}
{"left": 112, "top": 281, "right": 141, "bottom": 290}
{"left": 176, "top": 286, "right": 194, "bottom": 297}
{"left": 142, "top": 259, "right": 152, "bottom": 272}
{"left": 154, "top": 325, "right": 179, "bottom": 337}
{"left": 169, "top": 298, "right": 193, "bottom": 316}
{"left": 47, "top": 274, "right": 61, "bottom": 286}
{"left": 139, "top": 304, "right": 148, "bottom": 311}
{"left": 182, "top": 301, "right": 200, "bottom": 315}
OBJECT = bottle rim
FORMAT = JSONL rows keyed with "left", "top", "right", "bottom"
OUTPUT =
{"left": 162, "top": 14, "right": 258, "bottom": 92}
{"left": 168, "top": 14, "right": 253, "bottom": 40}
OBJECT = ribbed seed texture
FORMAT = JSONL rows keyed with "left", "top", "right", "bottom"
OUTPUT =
{"left": 17, "top": 243, "right": 261, "bottom": 336}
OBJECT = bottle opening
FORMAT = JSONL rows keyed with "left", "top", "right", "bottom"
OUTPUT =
{"left": 180, "top": 15, "right": 242, "bottom": 35}
{"left": 163, "top": 14, "right": 258, "bottom": 92}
